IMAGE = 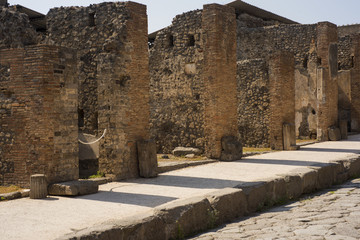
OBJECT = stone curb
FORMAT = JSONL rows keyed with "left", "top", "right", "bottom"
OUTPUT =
{"left": 0, "top": 189, "right": 30, "bottom": 201}
{"left": 58, "top": 157, "right": 360, "bottom": 240}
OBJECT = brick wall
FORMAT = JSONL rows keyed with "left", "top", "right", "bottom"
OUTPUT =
{"left": 202, "top": 4, "right": 238, "bottom": 158}
{"left": 0, "top": 45, "right": 78, "bottom": 187}
{"left": 268, "top": 52, "right": 295, "bottom": 150}
{"left": 97, "top": 2, "right": 150, "bottom": 180}
{"left": 316, "top": 22, "right": 338, "bottom": 140}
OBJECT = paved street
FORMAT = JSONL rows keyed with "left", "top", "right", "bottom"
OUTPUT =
{"left": 191, "top": 178, "right": 360, "bottom": 240}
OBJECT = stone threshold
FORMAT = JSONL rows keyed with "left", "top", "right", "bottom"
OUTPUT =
{"left": 57, "top": 157, "right": 360, "bottom": 240}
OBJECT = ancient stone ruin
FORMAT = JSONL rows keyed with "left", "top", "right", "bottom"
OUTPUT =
{"left": 0, "top": 0, "right": 359, "bottom": 187}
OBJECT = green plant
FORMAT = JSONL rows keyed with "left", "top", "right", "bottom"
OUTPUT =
{"left": 207, "top": 208, "right": 219, "bottom": 229}
{"left": 176, "top": 221, "right": 184, "bottom": 240}
{"left": 88, "top": 171, "right": 105, "bottom": 179}
{"left": 0, "top": 197, "right": 5, "bottom": 201}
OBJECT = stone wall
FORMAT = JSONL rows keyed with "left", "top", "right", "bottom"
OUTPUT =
{"left": 237, "top": 22, "right": 338, "bottom": 140}
{"left": 45, "top": 2, "right": 131, "bottom": 135}
{"left": 0, "top": 6, "right": 40, "bottom": 49}
{"left": 149, "top": 10, "right": 204, "bottom": 153}
{"left": 350, "top": 35, "right": 360, "bottom": 131}
{"left": 237, "top": 59, "right": 270, "bottom": 148}
{"left": 338, "top": 24, "right": 360, "bottom": 37}
{"left": 0, "top": 45, "right": 78, "bottom": 187}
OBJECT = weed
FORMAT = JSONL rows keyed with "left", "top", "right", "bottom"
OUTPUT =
{"left": 207, "top": 208, "right": 219, "bottom": 229}
{"left": 88, "top": 171, "right": 105, "bottom": 179}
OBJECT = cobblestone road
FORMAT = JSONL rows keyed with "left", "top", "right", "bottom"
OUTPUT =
{"left": 190, "top": 178, "right": 360, "bottom": 240}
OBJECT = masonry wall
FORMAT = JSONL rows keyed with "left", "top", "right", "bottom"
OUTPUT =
{"left": 237, "top": 59, "right": 270, "bottom": 148}
{"left": 0, "top": 6, "right": 40, "bottom": 49}
{"left": 46, "top": 2, "right": 131, "bottom": 135}
{"left": 338, "top": 34, "right": 360, "bottom": 132}
{"left": 0, "top": 45, "right": 78, "bottom": 187}
{"left": 316, "top": 23, "right": 338, "bottom": 140}
{"left": 149, "top": 10, "right": 204, "bottom": 153}
{"left": 237, "top": 22, "right": 338, "bottom": 140}
{"left": 268, "top": 52, "right": 295, "bottom": 150}
{"left": 202, "top": 4, "right": 238, "bottom": 158}
{"left": 97, "top": 2, "right": 150, "bottom": 180}
{"left": 350, "top": 35, "right": 360, "bottom": 131}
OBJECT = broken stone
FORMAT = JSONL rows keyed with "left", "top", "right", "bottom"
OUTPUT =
{"left": 220, "top": 136, "right": 242, "bottom": 161}
{"left": 172, "top": 147, "right": 201, "bottom": 157}
{"left": 30, "top": 174, "right": 48, "bottom": 199}
{"left": 185, "top": 154, "right": 195, "bottom": 158}
{"left": 328, "top": 127, "right": 341, "bottom": 141}
{"left": 137, "top": 139, "right": 158, "bottom": 178}
{"left": 48, "top": 180, "right": 98, "bottom": 196}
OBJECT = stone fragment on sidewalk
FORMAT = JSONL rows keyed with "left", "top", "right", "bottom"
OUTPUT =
{"left": 172, "top": 147, "right": 202, "bottom": 156}
{"left": 220, "top": 136, "right": 242, "bottom": 161}
{"left": 48, "top": 180, "right": 98, "bottom": 196}
{"left": 328, "top": 127, "right": 341, "bottom": 141}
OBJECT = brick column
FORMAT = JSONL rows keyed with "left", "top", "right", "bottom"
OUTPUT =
{"left": 268, "top": 52, "right": 296, "bottom": 150}
{"left": 98, "top": 2, "right": 150, "bottom": 179}
{"left": 316, "top": 22, "right": 338, "bottom": 140}
{"left": 0, "top": 45, "right": 78, "bottom": 187}
{"left": 202, "top": 4, "right": 238, "bottom": 159}
{"left": 350, "top": 35, "right": 360, "bottom": 131}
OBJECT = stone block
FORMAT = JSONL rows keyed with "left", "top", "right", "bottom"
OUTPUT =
{"left": 283, "top": 123, "right": 299, "bottom": 150}
{"left": 155, "top": 196, "right": 212, "bottom": 239}
{"left": 291, "top": 168, "right": 318, "bottom": 194}
{"left": 236, "top": 181, "right": 267, "bottom": 213}
{"left": 328, "top": 126, "right": 341, "bottom": 141}
{"left": 137, "top": 140, "right": 158, "bottom": 178}
{"left": 206, "top": 188, "right": 247, "bottom": 225}
{"left": 310, "top": 163, "right": 336, "bottom": 189}
{"left": 279, "top": 173, "right": 303, "bottom": 199}
{"left": 172, "top": 147, "right": 202, "bottom": 157}
{"left": 220, "top": 136, "right": 242, "bottom": 161}
{"left": 339, "top": 120, "right": 348, "bottom": 139}
{"left": 48, "top": 180, "right": 98, "bottom": 196}
{"left": 30, "top": 174, "right": 47, "bottom": 199}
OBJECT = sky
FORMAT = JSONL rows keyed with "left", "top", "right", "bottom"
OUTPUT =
{"left": 7, "top": 0, "right": 360, "bottom": 33}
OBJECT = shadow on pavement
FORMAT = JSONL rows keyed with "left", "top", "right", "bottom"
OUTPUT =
{"left": 76, "top": 191, "right": 177, "bottom": 207}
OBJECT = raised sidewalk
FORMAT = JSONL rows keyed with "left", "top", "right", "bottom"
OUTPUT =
{"left": 1, "top": 135, "right": 360, "bottom": 240}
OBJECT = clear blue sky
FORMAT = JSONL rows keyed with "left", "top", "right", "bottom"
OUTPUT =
{"left": 7, "top": 0, "right": 360, "bottom": 33}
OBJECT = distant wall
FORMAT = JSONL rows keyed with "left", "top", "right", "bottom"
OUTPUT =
{"left": 237, "top": 22, "right": 338, "bottom": 140}
{"left": 0, "top": 7, "right": 39, "bottom": 49}
{"left": 237, "top": 59, "right": 270, "bottom": 148}
{"left": 0, "top": 45, "right": 78, "bottom": 187}
{"left": 149, "top": 10, "right": 204, "bottom": 153}
{"left": 46, "top": 2, "right": 130, "bottom": 135}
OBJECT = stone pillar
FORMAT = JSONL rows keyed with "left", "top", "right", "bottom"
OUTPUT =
{"left": 268, "top": 52, "right": 295, "bottom": 150}
{"left": 0, "top": 45, "right": 78, "bottom": 188}
{"left": 30, "top": 174, "right": 47, "bottom": 199}
{"left": 98, "top": 2, "right": 150, "bottom": 179}
{"left": 350, "top": 35, "right": 360, "bottom": 132}
{"left": 316, "top": 22, "right": 338, "bottom": 141}
{"left": 202, "top": 4, "right": 238, "bottom": 159}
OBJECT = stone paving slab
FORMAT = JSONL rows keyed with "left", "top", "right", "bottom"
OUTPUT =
{"left": 1, "top": 135, "right": 360, "bottom": 240}
{"left": 190, "top": 178, "right": 360, "bottom": 240}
